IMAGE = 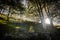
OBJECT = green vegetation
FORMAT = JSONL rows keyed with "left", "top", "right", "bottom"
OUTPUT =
{"left": 0, "top": 0, "right": 60, "bottom": 37}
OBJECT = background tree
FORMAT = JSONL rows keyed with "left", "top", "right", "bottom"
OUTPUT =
{"left": 0, "top": 0, "right": 25, "bottom": 22}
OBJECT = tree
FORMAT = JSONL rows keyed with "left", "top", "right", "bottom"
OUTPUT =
{"left": 24, "top": 1, "right": 39, "bottom": 18}
{"left": 28, "top": 0, "right": 57, "bottom": 32}
{"left": 0, "top": 0, "right": 25, "bottom": 22}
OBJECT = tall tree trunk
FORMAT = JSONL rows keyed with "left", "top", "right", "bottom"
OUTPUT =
{"left": 36, "top": 1, "right": 45, "bottom": 32}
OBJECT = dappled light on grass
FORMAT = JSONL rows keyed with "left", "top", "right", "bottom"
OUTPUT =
{"left": 29, "top": 26, "right": 34, "bottom": 32}
{"left": 15, "top": 26, "right": 21, "bottom": 29}
{"left": 0, "top": 20, "right": 7, "bottom": 24}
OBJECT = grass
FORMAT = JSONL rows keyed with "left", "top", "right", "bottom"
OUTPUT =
{"left": 0, "top": 14, "right": 59, "bottom": 33}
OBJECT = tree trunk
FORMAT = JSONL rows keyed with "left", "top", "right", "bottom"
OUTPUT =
{"left": 37, "top": 1, "right": 56, "bottom": 33}
{"left": 36, "top": 1, "right": 45, "bottom": 32}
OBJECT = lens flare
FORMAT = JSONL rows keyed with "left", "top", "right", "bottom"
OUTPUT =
{"left": 45, "top": 18, "right": 50, "bottom": 24}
